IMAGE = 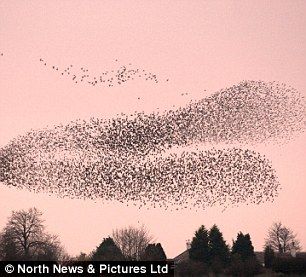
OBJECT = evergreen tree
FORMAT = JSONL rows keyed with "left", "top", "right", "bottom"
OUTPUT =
{"left": 189, "top": 225, "right": 209, "bottom": 264}
{"left": 264, "top": 245, "right": 275, "bottom": 268}
{"left": 92, "top": 237, "right": 125, "bottom": 261}
{"left": 208, "top": 225, "right": 230, "bottom": 266}
{"left": 231, "top": 232, "right": 255, "bottom": 261}
{"left": 141, "top": 243, "right": 167, "bottom": 261}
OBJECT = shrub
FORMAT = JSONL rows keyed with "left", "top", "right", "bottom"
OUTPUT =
{"left": 226, "top": 254, "right": 262, "bottom": 276}
{"left": 174, "top": 260, "right": 209, "bottom": 277}
{"left": 272, "top": 257, "right": 306, "bottom": 274}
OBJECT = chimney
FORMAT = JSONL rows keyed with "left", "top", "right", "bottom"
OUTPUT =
{"left": 186, "top": 239, "right": 191, "bottom": 250}
{"left": 290, "top": 241, "right": 297, "bottom": 258}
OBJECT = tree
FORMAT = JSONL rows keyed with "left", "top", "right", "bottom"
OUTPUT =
{"left": 75, "top": 252, "right": 90, "bottom": 261}
{"left": 0, "top": 208, "right": 65, "bottom": 261}
{"left": 112, "top": 225, "right": 153, "bottom": 261}
{"left": 208, "top": 224, "right": 230, "bottom": 267}
{"left": 264, "top": 245, "right": 275, "bottom": 268}
{"left": 34, "top": 234, "right": 66, "bottom": 261}
{"left": 232, "top": 232, "right": 255, "bottom": 261}
{"left": 189, "top": 225, "right": 209, "bottom": 264}
{"left": 141, "top": 243, "right": 166, "bottom": 261}
{"left": 265, "top": 222, "right": 301, "bottom": 253}
{"left": 92, "top": 237, "right": 125, "bottom": 261}
{"left": 0, "top": 229, "right": 19, "bottom": 261}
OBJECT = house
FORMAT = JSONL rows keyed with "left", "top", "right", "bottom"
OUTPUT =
{"left": 174, "top": 249, "right": 265, "bottom": 265}
{"left": 172, "top": 240, "right": 190, "bottom": 264}
{"left": 172, "top": 242, "right": 306, "bottom": 267}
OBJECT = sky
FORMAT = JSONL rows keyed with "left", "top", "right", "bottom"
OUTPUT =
{"left": 0, "top": 0, "right": 305, "bottom": 258}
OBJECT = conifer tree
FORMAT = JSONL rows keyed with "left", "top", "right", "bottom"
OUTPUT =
{"left": 208, "top": 224, "right": 230, "bottom": 266}
{"left": 92, "top": 237, "right": 125, "bottom": 261}
{"left": 232, "top": 232, "right": 255, "bottom": 261}
{"left": 141, "top": 243, "right": 167, "bottom": 261}
{"left": 189, "top": 225, "right": 209, "bottom": 263}
{"left": 264, "top": 245, "right": 275, "bottom": 268}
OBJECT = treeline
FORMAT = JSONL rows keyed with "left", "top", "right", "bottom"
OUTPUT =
{"left": 0, "top": 208, "right": 165, "bottom": 262}
{"left": 0, "top": 208, "right": 305, "bottom": 276}
{"left": 176, "top": 224, "right": 261, "bottom": 276}
{"left": 176, "top": 223, "right": 305, "bottom": 275}
{"left": 90, "top": 226, "right": 166, "bottom": 262}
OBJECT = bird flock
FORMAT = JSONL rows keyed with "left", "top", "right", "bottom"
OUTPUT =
{"left": 0, "top": 146, "right": 279, "bottom": 210}
{"left": 39, "top": 58, "right": 164, "bottom": 87}
{"left": 0, "top": 80, "right": 304, "bottom": 209}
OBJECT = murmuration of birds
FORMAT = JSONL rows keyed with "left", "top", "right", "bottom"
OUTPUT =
{"left": 0, "top": 80, "right": 304, "bottom": 209}
{"left": 39, "top": 58, "right": 167, "bottom": 87}
{"left": 0, "top": 147, "right": 279, "bottom": 210}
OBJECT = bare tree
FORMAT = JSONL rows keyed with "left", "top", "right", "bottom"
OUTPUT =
{"left": 265, "top": 222, "right": 301, "bottom": 253}
{"left": 0, "top": 207, "right": 66, "bottom": 261}
{"left": 112, "top": 225, "right": 153, "bottom": 260}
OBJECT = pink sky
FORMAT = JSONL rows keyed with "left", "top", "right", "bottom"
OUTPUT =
{"left": 0, "top": 0, "right": 305, "bottom": 258}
